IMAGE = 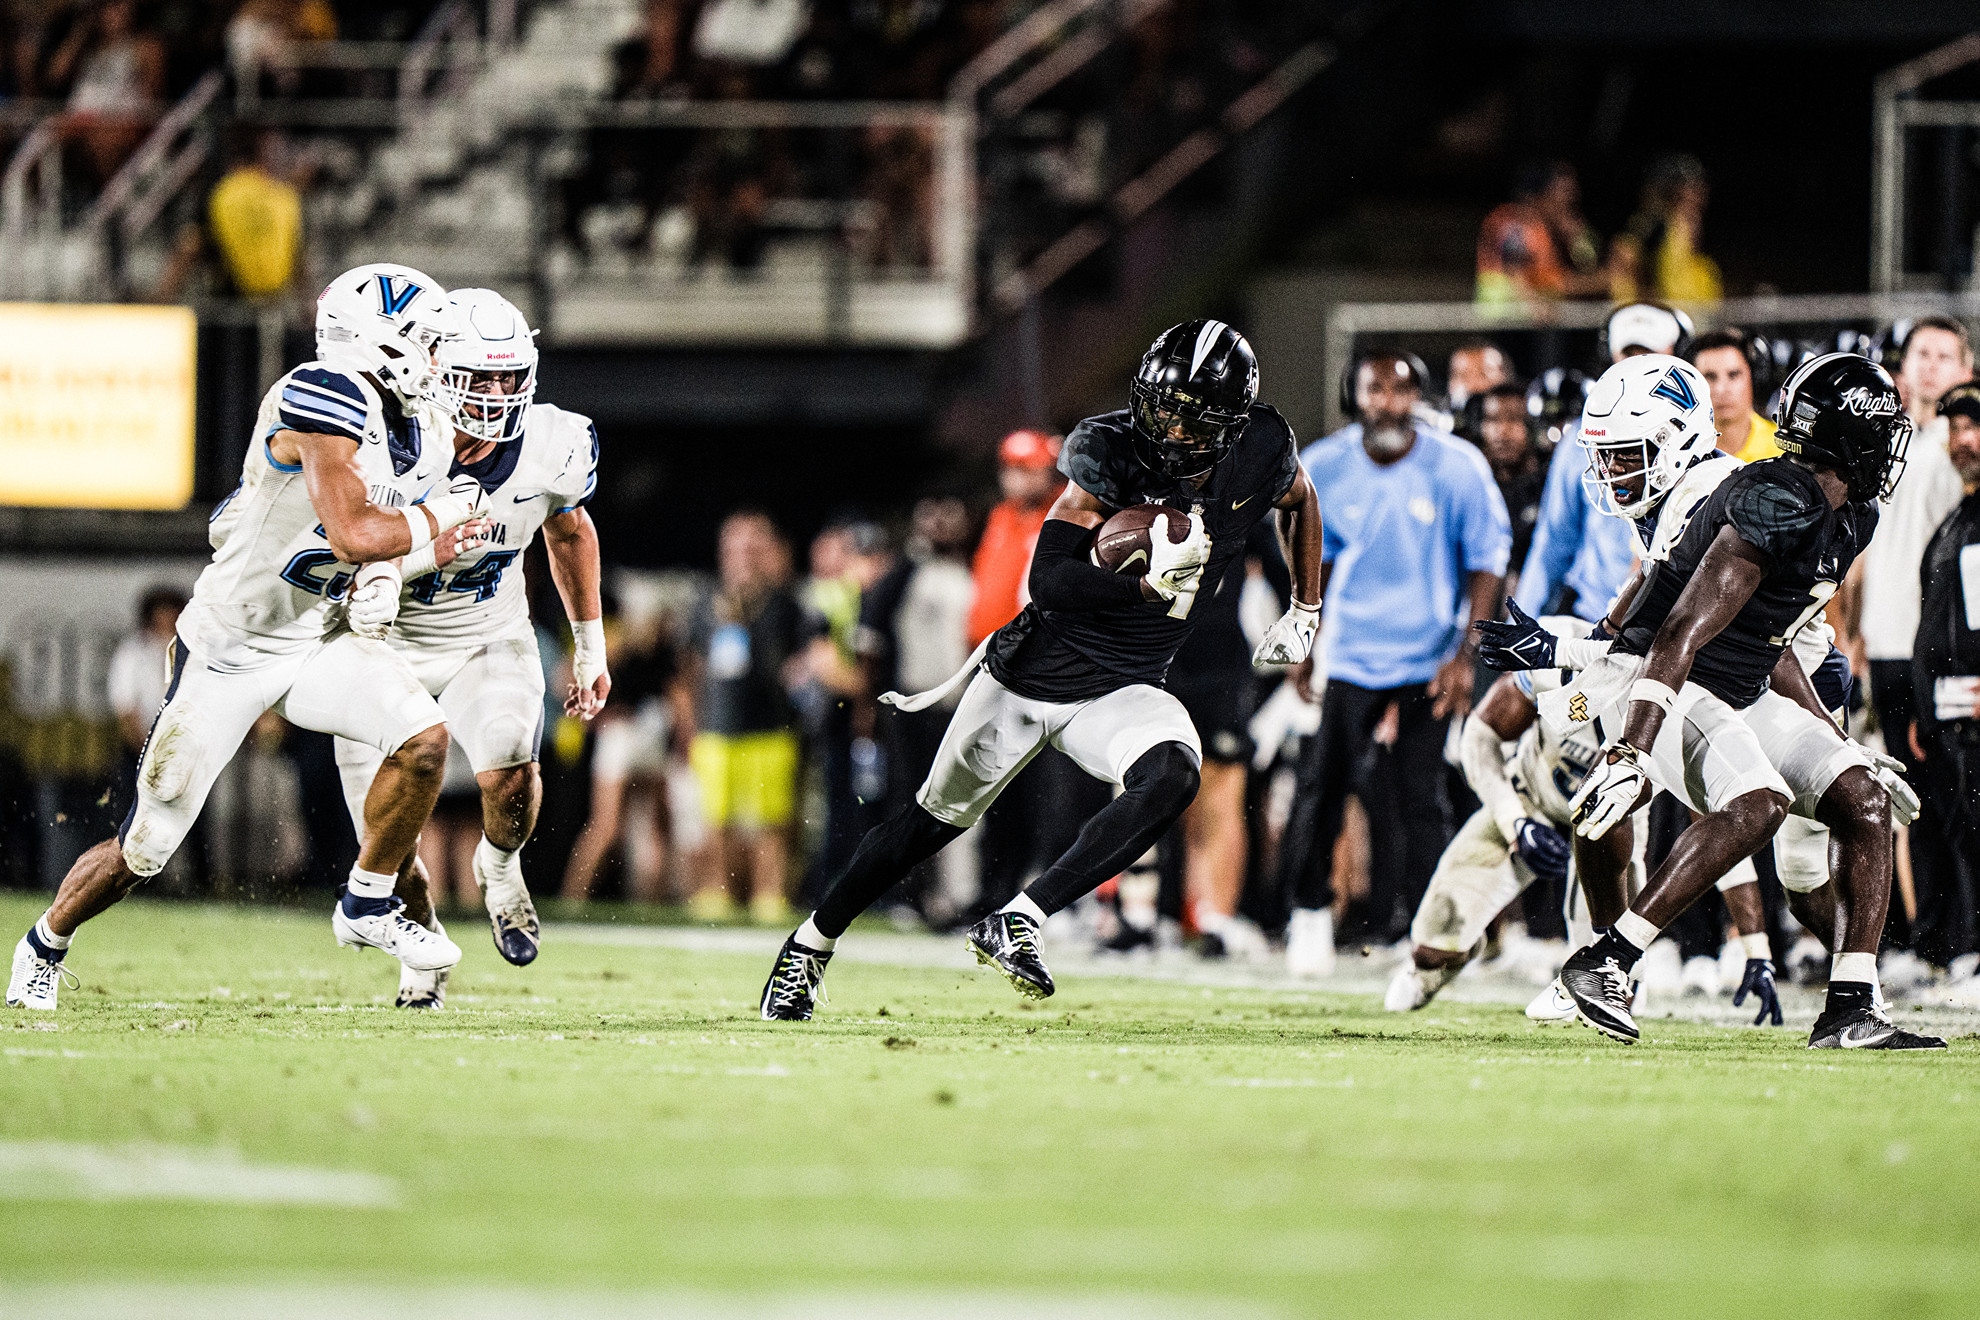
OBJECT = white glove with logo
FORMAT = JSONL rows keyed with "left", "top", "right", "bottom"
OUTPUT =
{"left": 347, "top": 561, "right": 402, "bottom": 640}
{"left": 1252, "top": 600, "right": 1320, "bottom": 666}
{"left": 1868, "top": 750, "right": 1921, "bottom": 827}
{"left": 1145, "top": 511, "right": 1211, "bottom": 602}
{"left": 420, "top": 474, "right": 488, "bottom": 534}
{"left": 401, "top": 475, "right": 492, "bottom": 578}
{"left": 1569, "top": 741, "right": 1649, "bottom": 840}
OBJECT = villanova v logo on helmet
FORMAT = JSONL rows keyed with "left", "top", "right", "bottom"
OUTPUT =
{"left": 1649, "top": 366, "right": 1697, "bottom": 412}
{"left": 376, "top": 274, "right": 422, "bottom": 317}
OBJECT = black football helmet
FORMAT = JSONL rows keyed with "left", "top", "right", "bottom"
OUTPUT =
{"left": 1773, "top": 352, "right": 1912, "bottom": 502}
{"left": 1129, "top": 319, "right": 1258, "bottom": 479}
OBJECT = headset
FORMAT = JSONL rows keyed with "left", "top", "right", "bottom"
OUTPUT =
{"left": 1597, "top": 301, "right": 1694, "bottom": 363}
{"left": 1688, "top": 325, "right": 1778, "bottom": 400}
{"left": 1339, "top": 348, "right": 1432, "bottom": 421}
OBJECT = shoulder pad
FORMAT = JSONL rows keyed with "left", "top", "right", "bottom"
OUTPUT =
{"left": 278, "top": 364, "right": 374, "bottom": 444}
{"left": 530, "top": 404, "right": 600, "bottom": 510}
{"left": 1721, "top": 464, "right": 1824, "bottom": 564}
{"left": 1060, "top": 411, "right": 1141, "bottom": 509}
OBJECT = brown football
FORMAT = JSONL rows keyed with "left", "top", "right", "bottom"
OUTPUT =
{"left": 1091, "top": 504, "right": 1189, "bottom": 575}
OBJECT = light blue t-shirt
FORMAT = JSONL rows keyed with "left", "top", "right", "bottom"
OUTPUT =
{"left": 1303, "top": 422, "right": 1512, "bottom": 690}
{"left": 1512, "top": 422, "right": 1637, "bottom": 623}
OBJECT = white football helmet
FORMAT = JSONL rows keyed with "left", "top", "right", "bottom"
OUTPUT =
{"left": 1578, "top": 353, "right": 1717, "bottom": 520}
{"left": 315, "top": 263, "right": 456, "bottom": 406}
{"left": 436, "top": 288, "right": 539, "bottom": 442}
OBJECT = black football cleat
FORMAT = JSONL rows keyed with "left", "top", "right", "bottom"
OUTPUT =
{"left": 1560, "top": 942, "right": 1639, "bottom": 1043}
{"left": 759, "top": 934, "right": 832, "bottom": 1021}
{"left": 1098, "top": 922, "right": 1156, "bottom": 955}
{"left": 486, "top": 892, "right": 541, "bottom": 967}
{"left": 1808, "top": 1002, "right": 1947, "bottom": 1050}
{"left": 965, "top": 911, "right": 1055, "bottom": 1000}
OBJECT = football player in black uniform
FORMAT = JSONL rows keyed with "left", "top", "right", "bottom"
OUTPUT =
{"left": 1536, "top": 353, "right": 1942, "bottom": 1049}
{"left": 759, "top": 320, "right": 1325, "bottom": 1019}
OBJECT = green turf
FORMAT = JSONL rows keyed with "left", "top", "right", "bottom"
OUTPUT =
{"left": 2, "top": 894, "right": 1978, "bottom": 1317}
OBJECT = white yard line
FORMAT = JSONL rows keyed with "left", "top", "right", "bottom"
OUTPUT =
{"left": 0, "top": 1141, "right": 397, "bottom": 1208}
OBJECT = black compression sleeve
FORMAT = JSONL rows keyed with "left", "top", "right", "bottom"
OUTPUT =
{"left": 1028, "top": 518, "right": 1148, "bottom": 612}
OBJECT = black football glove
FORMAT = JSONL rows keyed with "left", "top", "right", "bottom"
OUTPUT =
{"left": 1512, "top": 817, "right": 1570, "bottom": 886}
{"left": 1474, "top": 598, "right": 1556, "bottom": 672}
{"left": 1732, "top": 957, "right": 1783, "bottom": 1027}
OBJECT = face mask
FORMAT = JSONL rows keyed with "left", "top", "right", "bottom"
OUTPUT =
{"left": 1365, "top": 424, "right": 1411, "bottom": 458}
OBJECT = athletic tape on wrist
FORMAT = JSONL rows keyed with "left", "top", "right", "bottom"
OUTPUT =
{"left": 402, "top": 505, "right": 433, "bottom": 553}
{"left": 1556, "top": 636, "right": 1612, "bottom": 669}
{"left": 1629, "top": 679, "right": 1678, "bottom": 712}
{"left": 571, "top": 617, "right": 606, "bottom": 667}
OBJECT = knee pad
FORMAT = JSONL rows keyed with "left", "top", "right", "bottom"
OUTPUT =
{"left": 118, "top": 807, "right": 174, "bottom": 878}
{"left": 137, "top": 715, "right": 198, "bottom": 804}
{"left": 1124, "top": 741, "right": 1201, "bottom": 815}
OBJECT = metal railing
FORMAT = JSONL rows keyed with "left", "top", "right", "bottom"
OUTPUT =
{"left": 1871, "top": 32, "right": 1980, "bottom": 293}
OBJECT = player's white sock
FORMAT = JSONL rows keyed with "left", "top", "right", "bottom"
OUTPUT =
{"left": 795, "top": 916, "right": 836, "bottom": 952}
{"left": 1192, "top": 900, "right": 1233, "bottom": 939}
{"left": 1832, "top": 950, "right": 1879, "bottom": 990}
{"left": 474, "top": 836, "right": 525, "bottom": 899}
{"left": 32, "top": 914, "right": 71, "bottom": 951}
{"left": 346, "top": 866, "right": 398, "bottom": 900}
{"left": 1614, "top": 910, "right": 1661, "bottom": 953}
{"left": 1741, "top": 932, "right": 1772, "bottom": 961}
{"left": 1118, "top": 869, "right": 1159, "bottom": 932}
{"left": 1000, "top": 892, "right": 1048, "bottom": 925}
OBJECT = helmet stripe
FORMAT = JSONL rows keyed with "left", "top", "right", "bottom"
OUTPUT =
{"left": 1189, "top": 320, "right": 1227, "bottom": 379}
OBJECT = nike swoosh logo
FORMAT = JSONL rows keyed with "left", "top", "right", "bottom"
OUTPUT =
{"left": 512, "top": 492, "right": 546, "bottom": 503}
{"left": 1837, "top": 1024, "right": 1883, "bottom": 1048}
{"left": 1120, "top": 550, "right": 1149, "bottom": 571}
{"left": 1232, "top": 495, "right": 1252, "bottom": 509}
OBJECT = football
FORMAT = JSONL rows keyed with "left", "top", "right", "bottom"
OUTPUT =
{"left": 1091, "top": 503, "right": 1190, "bottom": 575}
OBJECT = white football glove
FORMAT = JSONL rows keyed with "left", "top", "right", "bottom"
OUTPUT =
{"left": 1252, "top": 600, "right": 1320, "bottom": 667}
{"left": 1145, "top": 511, "right": 1211, "bottom": 602}
{"left": 1569, "top": 741, "right": 1648, "bottom": 840}
{"left": 420, "top": 473, "right": 487, "bottom": 534}
{"left": 1868, "top": 750, "right": 1921, "bottom": 827}
{"left": 401, "top": 474, "right": 493, "bottom": 578}
{"left": 347, "top": 561, "right": 402, "bottom": 640}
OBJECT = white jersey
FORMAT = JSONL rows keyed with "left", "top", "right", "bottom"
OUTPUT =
{"left": 177, "top": 363, "right": 452, "bottom": 670}
{"left": 1509, "top": 657, "right": 1603, "bottom": 828}
{"left": 390, "top": 402, "right": 599, "bottom": 648}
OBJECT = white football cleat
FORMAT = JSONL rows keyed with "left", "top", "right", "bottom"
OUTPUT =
{"left": 1285, "top": 908, "right": 1336, "bottom": 979}
{"left": 333, "top": 901, "right": 461, "bottom": 972}
{"left": 397, "top": 961, "right": 450, "bottom": 1009}
{"left": 8, "top": 935, "right": 77, "bottom": 1011}
{"left": 1524, "top": 977, "right": 1577, "bottom": 1024}
{"left": 1383, "top": 961, "right": 1457, "bottom": 1012}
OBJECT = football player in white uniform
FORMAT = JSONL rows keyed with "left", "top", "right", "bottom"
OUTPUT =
{"left": 8, "top": 264, "right": 492, "bottom": 1010}
{"left": 332, "top": 289, "right": 608, "bottom": 1007}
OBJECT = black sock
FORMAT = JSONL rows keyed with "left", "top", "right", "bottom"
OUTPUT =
{"left": 1824, "top": 981, "right": 1875, "bottom": 1014}
{"left": 810, "top": 805, "right": 964, "bottom": 940}
{"left": 1584, "top": 928, "right": 1645, "bottom": 972}
{"left": 1023, "top": 744, "right": 1199, "bottom": 915}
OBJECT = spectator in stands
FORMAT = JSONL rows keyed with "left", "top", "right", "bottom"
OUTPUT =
{"left": 1616, "top": 152, "right": 1722, "bottom": 304}
{"left": 1281, "top": 352, "right": 1511, "bottom": 971}
{"left": 1465, "top": 381, "right": 1546, "bottom": 579}
{"left": 1474, "top": 161, "right": 1612, "bottom": 305}
{"left": 682, "top": 64, "right": 787, "bottom": 271}
{"left": 1513, "top": 302, "right": 1684, "bottom": 624}
{"left": 687, "top": 511, "right": 806, "bottom": 922}
{"left": 1841, "top": 318, "right": 1970, "bottom": 954}
{"left": 856, "top": 494, "right": 978, "bottom": 923}
{"left": 51, "top": 0, "right": 164, "bottom": 184}
{"left": 854, "top": 120, "right": 935, "bottom": 271}
{"left": 225, "top": 0, "right": 336, "bottom": 101}
{"left": 1445, "top": 340, "right": 1511, "bottom": 411}
{"left": 1689, "top": 328, "right": 1781, "bottom": 462}
{"left": 1908, "top": 381, "right": 1980, "bottom": 970}
{"left": 155, "top": 126, "right": 309, "bottom": 309}
{"left": 966, "top": 428, "right": 1062, "bottom": 646}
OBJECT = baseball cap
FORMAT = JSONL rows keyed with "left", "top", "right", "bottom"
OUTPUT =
{"left": 1939, "top": 381, "right": 1980, "bottom": 424}
{"left": 1606, "top": 302, "right": 1692, "bottom": 356}
{"left": 999, "top": 429, "right": 1062, "bottom": 469}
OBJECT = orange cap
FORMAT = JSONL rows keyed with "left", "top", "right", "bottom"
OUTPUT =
{"left": 999, "top": 429, "right": 1062, "bottom": 469}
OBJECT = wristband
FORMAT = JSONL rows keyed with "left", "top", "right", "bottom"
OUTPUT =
{"left": 354, "top": 560, "right": 401, "bottom": 592}
{"left": 1629, "top": 679, "right": 1678, "bottom": 712}
{"left": 401, "top": 504, "right": 434, "bottom": 553}
{"left": 1556, "top": 636, "right": 1613, "bottom": 670}
{"left": 1741, "top": 932, "right": 1772, "bottom": 961}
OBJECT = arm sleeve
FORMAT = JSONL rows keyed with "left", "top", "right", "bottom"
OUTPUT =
{"left": 1512, "top": 440, "right": 1584, "bottom": 615}
{"left": 277, "top": 367, "right": 370, "bottom": 444}
{"left": 1028, "top": 518, "right": 1148, "bottom": 612}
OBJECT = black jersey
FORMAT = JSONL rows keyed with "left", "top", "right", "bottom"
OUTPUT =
{"left": 1616, "top": 458, "right": 1877, "bottom": 709}
{"left": 987, "top": 404, "right": 1300, "bottom": 702}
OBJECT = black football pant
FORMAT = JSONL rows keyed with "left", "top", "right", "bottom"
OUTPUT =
{"left": 1279, "top": 679, "right": 1453, "bottom": 943}
{"left": 1871, "top": 660, "right": 1956, "bottom": 956}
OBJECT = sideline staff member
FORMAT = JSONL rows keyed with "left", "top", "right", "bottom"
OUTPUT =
{"left": 1689, "top": 328, "right": 1782, "bottom": 462}
{"left": 1909, "top": 381, "right": 1980, "bottom": 967}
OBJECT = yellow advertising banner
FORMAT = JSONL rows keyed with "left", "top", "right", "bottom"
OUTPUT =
{"left": 0, "top": 302, "right": 197, "bottom": 509}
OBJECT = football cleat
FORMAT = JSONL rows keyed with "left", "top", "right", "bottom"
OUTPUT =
{"left": 1525, "top": 977, "right": 1578, "bottom": 1024}
{"left": 965, "top": 911, "right": 1055, "bottom": 1000}
{"left": 1560, "top": 942, "right": 1640, "bottom": 1042}
{"left": 333, "top": 897, "right": 462, "bottom": 972}
{"left": 397, "top": 961, "right": 449, "bottom": 1010}
{"left": 475, "top": 847, "right": 540, "bottom": 967}
{"left": 1285, "top": 907, "right": 1336, "bottom": 979}
{"left": 1384, "top": 960, "right": 1458, "bottom": 1012}
{"left": 1099, "top": 922, "right": 1156, "bottom": 955}
{"left": 759, "top": 934, "right": 832, "bottom": 1021}
{"left": 1807, "top": 1001, "right": 1947, "bottom": 1050}
{"left": 7, "top": 935, "right": 78, "bottom": 1011}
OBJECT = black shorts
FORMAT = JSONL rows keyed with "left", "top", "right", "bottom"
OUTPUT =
{"left": 1171, "top": 674, "right": 1256, "bottom": 765}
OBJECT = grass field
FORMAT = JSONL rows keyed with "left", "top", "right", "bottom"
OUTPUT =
{"left": 3, "top": 894, "right": 1979, "bottom": 1318}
